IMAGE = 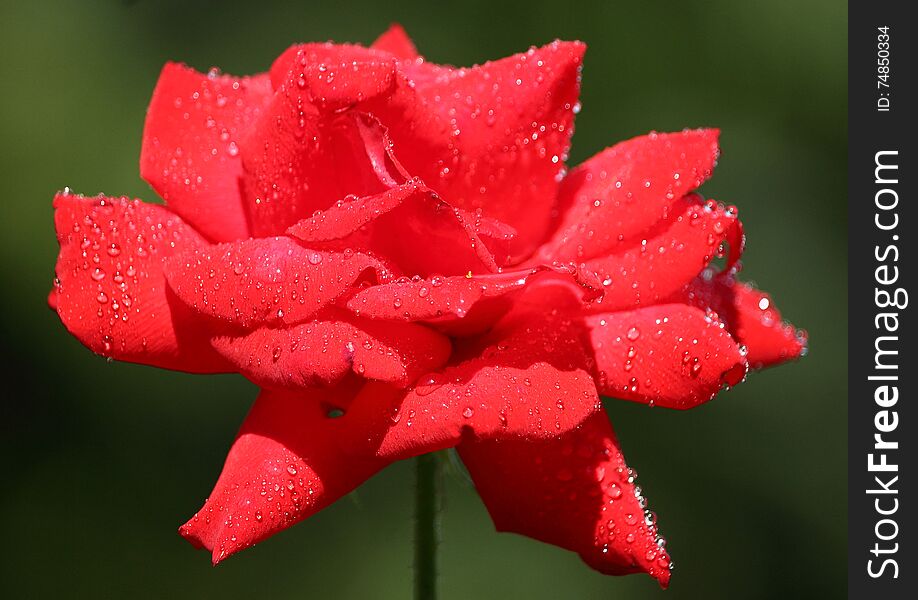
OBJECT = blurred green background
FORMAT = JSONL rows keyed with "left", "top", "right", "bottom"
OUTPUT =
{"left": 0, "top": 1, "right": 846, "bottom": 598}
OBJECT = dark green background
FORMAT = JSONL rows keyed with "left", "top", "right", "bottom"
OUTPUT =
{"left": 0, "top": 1, "right": 846, "bottom": 598}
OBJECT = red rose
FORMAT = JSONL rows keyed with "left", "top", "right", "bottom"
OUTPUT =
{"left": 49, "top": 25, "right": 805, "bottom": 587}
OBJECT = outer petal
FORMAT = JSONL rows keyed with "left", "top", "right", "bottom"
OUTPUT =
{"left": 180, "top": 386, "right": 387, "bottom": 564}
{"left": 459, "top": 410, "right": 672, "bottom": 587}
{"left": 140, "top": 64, "right": 273, "bottom": 242}
{"left": 584, "top": 196, "right": 743, "bottom": 312}
{"left": 538, "top": 129, "right": 720, "bottom": 262}
{"left": 673, "top": 273, "right": 807, "bottom": 369}
{"left": 371, "top": 41, "right": 585, "bottom": 258}
{"left": 343, "top": 299, "right": 602, "bottom": 459}
{"left": 371, "top": 24, "right": 421, "bottom": 60}
{"left": 51, "top": 192, "right": 229, "bottom": 372}
{"left": 163, "top": 236, "right": 389, "bottom": 329}
{"left": 586, "top": 304, "right": 747, "bottom": 409}
{"left": 211, "top": 310, "right": 451, "bottom": 389}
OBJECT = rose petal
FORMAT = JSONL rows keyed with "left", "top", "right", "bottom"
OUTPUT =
{"left": 370, "top": 24, "right": 421, "bottom": 60}
{"left": 538, "top": 129, "right": 720, "bottom": 262}
{"left": 164, "top": 236, "right": 389, "bottom": 329}
{"left": 673, "top": 273, "right": 807, "bottom": 369}
{"left": 180, "top": 386, "right": 387, "bottom": 564}
{"left": 301, "top": 59, "right": 397, "bottom": 113}
{"left": 286, "top": 181, "right": 420, "bottom": 244}
{"left": 52, "top": 192, "right": 229, "bottom": 372}
{"left": 268, "top": 42, "right": 396, "bottom": 91}
{"left": 287, "top": 180, "right": 506, "bottom": 275}
{"left": 585, "top": 196, "right": 743, "bottom": 311}
{"left": 345, "top": 266, "right": 600, "bottom": 336}
{"left": 587, "top": 304, "right": 747, "bottom": 409}
{"left": 346, "top": 271, "right": 524, "bottom": 322}
{"left": 140, "top": 63, "right": 272, "bottom": 242}
{"left": 343, "top": 306, "right": 602, "bottom": 459}
{"left": 459, "top": 410, "right": 672, "bottom": 587}
{"left": 211, "top": 310, "right": 451, "bottom": 389}
{"left": 351, "top": 112, "right": 411, "bottom": 184}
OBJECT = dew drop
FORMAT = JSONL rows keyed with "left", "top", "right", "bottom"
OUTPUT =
{"left": 691, "top": 359, "right": 702, "bottom": 377}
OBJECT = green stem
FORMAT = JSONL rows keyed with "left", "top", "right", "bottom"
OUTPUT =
{"left": 414, "top": 452, "right": 441, "bottom": 600}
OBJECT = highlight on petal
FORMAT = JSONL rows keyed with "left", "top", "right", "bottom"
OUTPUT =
{"left": 673, "top": 272, "right": 807, "bottom": 369}
{"left": 163, "top": 236, "right": 389, "bottom": 329}
{"left": 51, "top": 192, "right": 229, "bottom": 372}
{"left": 180, "top": 386, "right": 387, "bottom": 564}
{"left": 459, "top": 410, "right": 672, "bottom": 587}
{"left": 140, "top": 63, "right": 273, "bottom": 242}
{"left": 539, "top": 129, "right": 720, "bottom": 262}
{"left": 375, "top": 40, "right": 586, "bottom": 258}
{"left": 587, "top": 304, "right": 747, "bottom": 409}
{"left": 584, "top": 196, "right": 744, "bottom": 312}
{"left": 371, "top": 24, "right": 421, "bottom": 60}
{"left": 211, "top": 310, "right": 451, "bottom": 389}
